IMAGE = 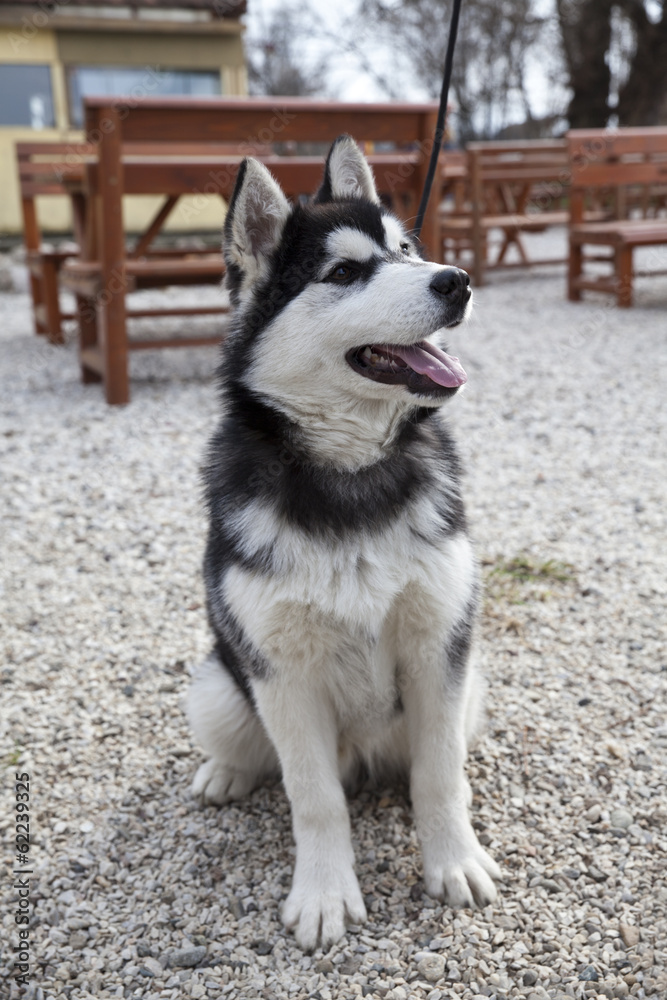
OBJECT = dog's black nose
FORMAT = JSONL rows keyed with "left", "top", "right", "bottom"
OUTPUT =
{"left": 430, "top": 267, "right": 471, "bottom": 301}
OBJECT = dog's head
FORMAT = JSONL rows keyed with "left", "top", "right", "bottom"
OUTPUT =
{"left": 222, "top": 135, "right": 472, "bottom": 426}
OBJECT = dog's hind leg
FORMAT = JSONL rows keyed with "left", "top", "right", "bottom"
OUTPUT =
{"left": 187, "top": 652, "right": 278, "bottom": 805}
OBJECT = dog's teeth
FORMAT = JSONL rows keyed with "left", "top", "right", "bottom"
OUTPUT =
{"left": 370, "top": 353, "right": 379, "bottom": 364}
{"left": 362, "top": 347, "right": 373, "bottom": 360}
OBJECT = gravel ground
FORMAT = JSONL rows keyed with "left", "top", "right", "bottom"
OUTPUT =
{"left": 1, "top": 243, "right": 666, "bottom": 1000}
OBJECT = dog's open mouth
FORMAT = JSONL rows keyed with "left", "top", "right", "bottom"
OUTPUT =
{"left": 346, "top": 341, "right": 467, "bottom": 394}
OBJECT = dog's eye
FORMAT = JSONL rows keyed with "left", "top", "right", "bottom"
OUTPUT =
{"left": 326, "top": 264, "right": 357, "bottom": 283}
{"left": 400, "top": 243, "right": 411, "bottom": 254}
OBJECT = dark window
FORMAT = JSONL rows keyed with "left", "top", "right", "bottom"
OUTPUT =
{"left": 0, "top": 64, "right": 55, "bottom": 128}
{"left": 67, "top": 66, "right": 221, "bottom": 127}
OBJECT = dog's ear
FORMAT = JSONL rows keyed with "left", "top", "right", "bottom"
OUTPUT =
{"left": 224, "top": 158, "right": 291, "bottom": 299}
{"left": 314, "top": 134, "right": 380, "bottom": 205}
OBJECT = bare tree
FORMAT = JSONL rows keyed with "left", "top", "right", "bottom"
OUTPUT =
{"left": 356, "top": 0, "right": 549, "bottom": 141}
{"left": 246, "top": 3, "right": 327, "bottom": 97}
{"left": 244, "top": 0, "right": 667, "bottom": 135}
{"left": 556, "top": 0, "right": 667, "bottom": 127}
{"left": 557, "top": 0, "right": 614, "bottom": 127}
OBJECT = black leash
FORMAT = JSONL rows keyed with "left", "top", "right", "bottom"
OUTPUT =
{"left": 413, "top": 0, "right": 463, "bottom": 241}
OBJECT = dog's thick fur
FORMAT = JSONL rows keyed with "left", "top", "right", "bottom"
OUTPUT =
{"left": 188, "top": 136, "right": 500, "bottom": 950}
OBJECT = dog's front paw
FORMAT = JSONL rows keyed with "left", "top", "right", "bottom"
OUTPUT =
{"left": 191, "top": 758, "right": 256, "bottom": 805}
{"left": 422, "top": 825, "right": 501, "bottom": 909}
{"left": 283, "top": 868, "right": 367, "bottom": 951}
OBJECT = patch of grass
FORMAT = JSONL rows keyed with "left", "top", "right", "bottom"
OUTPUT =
{"left": 2, "top": 743, "right": 24, "bottom": 768}
{"left": 489, "top": 556, "right": 575, "bottom": 584}
{"left": 483, "top": 554, "right": 576, "bottom": 606}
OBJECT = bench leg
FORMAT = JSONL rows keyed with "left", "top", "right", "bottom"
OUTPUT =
{"left": 29, "top": 270, "right": 48, "bottom": 335}
{"left": 42, "top": 257, "right": 64, "bottom": 345}
{"left": 22, "top": 198, "right": 47, "bottom": 335}
{"left": 496, "top": 232, "right": 512, "bottom": 265}
{"left": 472, "top": 224, "right": 485, "bottom": 286}
{"left": 615, "top": 246, "right": 633, "bottom": 307}
{"left": 568, "top": 241, "right": 582, "bottom": 302}
{"left": 99, "top": 287, "right": 129, "bottom": 405}
{"left": 77, "top": 296, "right": 102, "bottom": 384}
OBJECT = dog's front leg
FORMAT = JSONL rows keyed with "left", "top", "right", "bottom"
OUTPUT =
{"left": 251, "top": 678, "right": 367, "bottom": 950}
{"left": 403, "top": 661, "right": 501, "bottom": 908}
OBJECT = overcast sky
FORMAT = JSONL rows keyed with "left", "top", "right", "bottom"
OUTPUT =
{"left": 244, "top": 0, "right": 436, "bottom": 102}
{"left": 244, "top": 0, "right": 557, "bottom": 120}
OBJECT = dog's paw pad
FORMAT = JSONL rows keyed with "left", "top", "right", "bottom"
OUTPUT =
{"left": 191, "top": 758, "right": 255, "bottom": 805}
{"left": 283, "top": 877, "right": 367, "bottom": 951}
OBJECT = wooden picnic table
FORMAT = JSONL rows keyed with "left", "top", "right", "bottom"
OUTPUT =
{"left": 440, "top": 140, "right": 573, "bottom": 285}
{"left": 17, "top": 141, "right": 251, "bottom": 343}
{"left": 566, "top": 126, "right": 667, "bottom": 306}
{"left": 60, "top": 96, "right": 441, "bottom": 404}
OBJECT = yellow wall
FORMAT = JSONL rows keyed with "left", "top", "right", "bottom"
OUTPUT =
{"left": 0, "top": 21, "right": 59, "bottom": 63}
{"left": 56, "top": 29, "right": 244, "bottom": 70}
{"left": 0, "top": 23, "right": 245, "bottom": 236}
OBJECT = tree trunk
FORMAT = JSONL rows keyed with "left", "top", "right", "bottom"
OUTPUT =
{"left": 617, "top": 1, "right": 667, "bottom": 125}
{"left": 557, "top": 0, "right": 614, "bottom": 128}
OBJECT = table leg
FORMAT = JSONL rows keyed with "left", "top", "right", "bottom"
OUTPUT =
{"left": 43, "top": 256, "right": 64, "bottom": 345}
{"left": 78, "top": 296, "right": 102, "bottom": 383}
{"left": 568, "top": 241, "right": 583, "bottom": 302}
{"left": 615, "top": 245, "right": 633, "bottom": 307}
{"left": 97, "top": 108, "right": 129, "bottom": 404}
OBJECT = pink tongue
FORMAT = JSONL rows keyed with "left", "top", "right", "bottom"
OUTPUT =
{"left": 388, "top": 340, "right": 467, "bottom": 387}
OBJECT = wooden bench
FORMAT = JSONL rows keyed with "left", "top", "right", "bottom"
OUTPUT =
{"left": 16, "top": 141, "right": 267, "bottom": 343}
{"left": 440, "top": 140, "right": 571, "bottom": 285}
{"left": 16, "top": 142, "right": 92, "bottom": 343}
{"left": 567, "top": 127, "right": 667, "bottom": 307}
{"left": 64, "top": 96, "right": 441, "bottom": 404}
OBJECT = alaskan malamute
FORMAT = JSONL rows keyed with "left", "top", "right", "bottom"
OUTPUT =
{"left": 188, "top": 135, "right": 500, "bottom": 949}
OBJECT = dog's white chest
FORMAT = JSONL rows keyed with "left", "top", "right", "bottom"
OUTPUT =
{"left": 279, "top": 527, "right": 415, "bottom": 622}
{"left": 224, "top": 496, "right": 448, "bottom": 628}
{"left": 222, "top": 497, "right": 475, "bottom": 685}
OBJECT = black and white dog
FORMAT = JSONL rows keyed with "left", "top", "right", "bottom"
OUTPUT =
{"left": 188, "top": 136, "right": 500, "bottom": 950}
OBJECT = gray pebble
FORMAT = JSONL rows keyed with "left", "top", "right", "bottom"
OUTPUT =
{"left": 252, "top": 939, "right": 273, "bottom": 955}
{"left": 610, "top": 807, "right": 634, "bottom": 829}
{"left": 140, "top": 957, "right": 164, "bottom": 977}
{"left": 415, "top": 951, "right": 446, "bottom": 982}
{"left": 538, "top": 877, "right": 561, "bottom": 893}
{"left": 168, "top": 946, "right": 207, "bottom": 968}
